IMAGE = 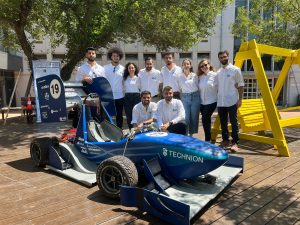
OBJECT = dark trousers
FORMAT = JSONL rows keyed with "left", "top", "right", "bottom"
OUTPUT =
{"left": 168, "top": 122, "right": 186, "bottom": 135}
{"left": 124, "top": 93, "right": 140, "bottom": 129}
{"left": 115, "top": 98, "right": 124, "bottom": 129}
{"left": 200, "top": 102, "right": 217, "bottom": 141}
{"left": 218, "top": 104, "right": 239, "bottom": 144}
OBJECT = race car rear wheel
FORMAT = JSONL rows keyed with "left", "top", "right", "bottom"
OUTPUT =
{"left": 30, "top": 137, "right": 51, "bottom": 167}
{"left": 96, "top": 155, "right": 138, "bottom": 199}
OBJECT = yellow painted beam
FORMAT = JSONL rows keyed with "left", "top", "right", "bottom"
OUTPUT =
{"left": 292, "top": 50, "right": 300, "bottom": 67}
{"left": 278, "top": 106, "right": 300, "bottom": 112}
{"left": 234, "top": 41, "right": 290, "bottom": 157}
{"left": 211, "top": 116, "right": 221, "bottom": 141}
{"left": 257, "top": 44, "right": 294, "bottom": 57}
{"left": 239, "top": 133, "right": 285, "bottom": 146}
{"left": 280, "top": 117, "right": 300, "bottom": 128}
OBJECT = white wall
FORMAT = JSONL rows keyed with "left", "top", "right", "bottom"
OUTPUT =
{"left": 287, "top": 65, "right": 300, "bottom": 106}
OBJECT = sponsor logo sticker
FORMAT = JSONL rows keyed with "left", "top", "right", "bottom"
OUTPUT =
{"left": 162, "top": 148, "right": 204, "bottom": 163}
{"left": 145, "top": 132, "right": 168, "bottom": 137}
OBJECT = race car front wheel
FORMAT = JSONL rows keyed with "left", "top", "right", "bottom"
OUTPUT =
{"left": 30, "top": 137, "right": 51, "bottom": 167}
{"left": 96, "top": 155, "right": 138, "bottom": 199}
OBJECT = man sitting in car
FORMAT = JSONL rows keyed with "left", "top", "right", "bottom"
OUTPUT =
{"left": 131, "top": 91, "right": 157, "bottom": 129}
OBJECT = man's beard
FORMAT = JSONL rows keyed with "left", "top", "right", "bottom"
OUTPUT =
{"left": 142, "top": 101, "right": 149, "bottom": 106}
{"left": 220, "top": 59, "right": 229, "bottom": 65}
{"left": 88, "top": 57, "right": 95, "bottom": 62}
{"left": 165, "top": 96, "right": 172, "bottom": 102}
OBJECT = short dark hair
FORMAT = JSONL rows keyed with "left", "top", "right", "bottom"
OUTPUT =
{"left": 218, "top": 50, "right": 229, "bottom": 57}
{"left": 107, "top": 47, "right": 124, "bottom": 60}
{"left": 86, "top": 47, "right": 96, "bottom": 52}
{"left": 141, "top": 91, "right": 151, "bottom": 98}
{"left": 162, "top": 52, "right": 174, "bottom": 58}
{"left": 144, "top": 57, "right": 153, "bottom": 62}
{"left": 163, "top": 86, "right": 173, "bottom": 93}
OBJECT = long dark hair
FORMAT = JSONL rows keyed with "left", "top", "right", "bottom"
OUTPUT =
{"left": 123, "top": 62, "right": 139, "bottom": 81}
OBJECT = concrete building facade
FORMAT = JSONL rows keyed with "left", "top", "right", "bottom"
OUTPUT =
{"left": 0, "top": 45, "right": 23, "bottom": 107}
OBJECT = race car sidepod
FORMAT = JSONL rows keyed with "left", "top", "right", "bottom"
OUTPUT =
{"left": 120, "top": 155, "right": 243, "bottom": 225}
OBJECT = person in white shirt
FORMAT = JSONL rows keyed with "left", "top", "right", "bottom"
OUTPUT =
{"left": 104, "top": 47, "right": 125, "bottom": 129}
{"left": 131, "top": 91, "right": 157, "bottom": 128}
{"left": 123, "top": 62, "right": 140, "bottom": 129}
{"left": 177, "top": 58, "right": 200, "bottom": 137}
{"left": 75, "top": 47, "right": 105, "bottom": 84}
{"left": 161, "top": 53, "right": 182, "bottom": 99}
{"left": 198, "top": 59, "right": 217, "bottom": 142}
{"left": 137, "top": 57, "right": 162, "bottom": 102}
{"left": 217, "top": 50, "right": 244, "bottom": 152}
{"left": 154, "top": 86, "right": 186, "bottom": 135}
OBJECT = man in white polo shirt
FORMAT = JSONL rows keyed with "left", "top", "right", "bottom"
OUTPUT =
{"left": 104, "top": 47, "right": 125, "bottom": 129}
{"left": 75, "top": 47, "right": 105, "bottom": 84}
{"left": 137, "top": 57, "right": 162, "bottom": 102}
{"left": 154, "top": 86, "right": 186, "bottom": 135}
{"left": 217, "top": 50, "right": 244, "bottom": 152}
{"left": 161, "top": 52, "right": 182, "bottom": 99}
{"left": 131, "top": 91, "right": 157, "bottom": 128}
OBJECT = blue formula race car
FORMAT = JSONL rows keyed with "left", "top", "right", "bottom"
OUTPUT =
{"left": 30, "top": 77, "right": 243, "bottom": 225}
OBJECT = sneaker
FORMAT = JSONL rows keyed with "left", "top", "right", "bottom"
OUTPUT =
{"left": 230, "top": 143, "right": 239, "bottom": 153}
{"left": 220, "top": 140, "right": 230, "bottom": 149}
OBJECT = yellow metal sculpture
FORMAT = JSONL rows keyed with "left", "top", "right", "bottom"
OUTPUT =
{"left": 211, "top": 40, "right": 300, "bottom": 157}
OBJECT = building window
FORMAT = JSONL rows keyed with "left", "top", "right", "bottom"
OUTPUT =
{"left": 274, "top": 57, "right": 285, "bottom": 71}
{"left": 34, "top": 54, "right": 47, "bottom": 60}
{"left": 261, "top": 54, "right": 272, "bottom": 71}
{"left": 125, "top": 53, "right": 138, "bottom": 60}
{"left": 243, "top": 77, "right": 275, "bottom": 99}
{"left": 179, "top": 53, "right": 192, "bottom": 59}
{"left": 197, "top": 53, "right": 210, "bottom": 60}
{"left": 143, "top": 53, "right": 156, "bottom": 60}
{"left": 52, "top": 54, "right": 65, "bottom": 60}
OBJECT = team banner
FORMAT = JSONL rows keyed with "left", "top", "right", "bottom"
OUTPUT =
{"left": 36, "top": 74, "right": 67, "bottom": 122}
{"left": 32, "top": 61, "right": 66, "bottom": 123}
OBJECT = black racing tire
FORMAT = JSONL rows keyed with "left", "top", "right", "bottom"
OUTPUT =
{"left": 30, "top": 137, "right": 51, "bottom": 167}
{"left": 96, "top": 155, "right": 138, "bottom": 199}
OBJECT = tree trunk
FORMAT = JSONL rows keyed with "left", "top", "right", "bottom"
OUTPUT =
{"left": 61, "top": 49, "right": 86, "bottom": 81}
{"left": 14, "top": 24, "right": 36, "bottom": 97}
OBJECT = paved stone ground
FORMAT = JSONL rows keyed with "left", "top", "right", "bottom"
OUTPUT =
{"left": 1, "top": 115, "right": 300, "bottom": 224}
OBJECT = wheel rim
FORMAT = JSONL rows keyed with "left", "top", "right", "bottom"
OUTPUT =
{"left": 101, "top": 165, "right": 124, "bottom": 194}
{"left": 32, "top": 144, "right": 41, "bottom": 162}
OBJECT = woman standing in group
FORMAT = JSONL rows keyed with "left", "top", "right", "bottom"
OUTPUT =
{"left": 123, "top": 62, "right": 140, "bottom": 129}
{"left": 177, "top": 58, "right": 200, "bottom": 136}
{"left": 197, "top": 59, "right": 217, "bottom": 142}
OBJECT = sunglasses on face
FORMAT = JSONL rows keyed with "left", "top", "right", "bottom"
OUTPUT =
{"left": 200, "top": 63, "right": 208, "bottom": 68}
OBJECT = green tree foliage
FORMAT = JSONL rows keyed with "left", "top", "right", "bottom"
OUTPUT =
{"left": 0, "top": 0, "right": 231, "bottom": 81}
{"left": 232, "top": 0, "right": 300, "bottom": 49}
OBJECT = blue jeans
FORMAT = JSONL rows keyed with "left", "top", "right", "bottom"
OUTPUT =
{"left": 181, "top": 91, "right": 200, "bottom": 135}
